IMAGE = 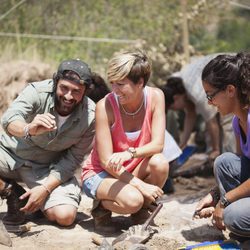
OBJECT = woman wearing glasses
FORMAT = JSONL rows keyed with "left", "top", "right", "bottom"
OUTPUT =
{"left": 194, "top": 52, "right": 250, "bottom": 239}
{"left": 81, "top": 50, "right": 169, "bottom": 233}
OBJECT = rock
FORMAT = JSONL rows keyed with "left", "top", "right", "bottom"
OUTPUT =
{"left": 0, "top": 220, "right": 12, "bottom": 247}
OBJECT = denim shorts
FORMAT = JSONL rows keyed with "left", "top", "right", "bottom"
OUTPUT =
{"left": 82, "top": 171, "right": 109, "bottom": 199}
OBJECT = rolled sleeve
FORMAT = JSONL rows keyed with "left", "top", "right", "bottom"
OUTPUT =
{"left": 1, "top": 84, "right": 40, "bottom": 132}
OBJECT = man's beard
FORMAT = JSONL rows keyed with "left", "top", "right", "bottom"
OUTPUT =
{"left": 55, "top": 95, "right": 80, "bottom": 116}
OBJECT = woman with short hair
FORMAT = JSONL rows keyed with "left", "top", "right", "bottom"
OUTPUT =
{"left": 81, "top": 50, "right": 169, "bottom": 232}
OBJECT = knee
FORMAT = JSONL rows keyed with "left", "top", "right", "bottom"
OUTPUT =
{"left": 224, "top": 208, "right": 237, "bottom": 229}
{"left": 56, "top": 212, "right": 76, "bottom": 226}
{"left": 122, "top": 190, "right": 144, "bottom": 214}
{"left": 149, "top": 154, "right": 169, "bottom": 177}
{"left": 224, "top": 203, "right": 249, "bottom": 235}
{"left": 214, "top": 152, "right": 235, "bottom": 176}
{"left": 45, "top": 205, "right": 77, "bottom": 226}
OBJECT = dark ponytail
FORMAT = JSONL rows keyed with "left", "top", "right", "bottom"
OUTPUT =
{"left": 202, "top": 52, "right": 250, "bottom": 106}
{"left": 237, "top": 52, "right": 250, "bottom": 106}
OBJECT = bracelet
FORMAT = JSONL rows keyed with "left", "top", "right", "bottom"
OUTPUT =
{"left": 41, "top": 183, "right": 51, "bottom": 194}
{"left": 23, "top": 124, "right": 31, "bottom": 140}
{"left": 220, "top": 194, "right": 231, "bottom": 208}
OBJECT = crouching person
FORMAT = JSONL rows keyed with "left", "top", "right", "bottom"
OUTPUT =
{"left": 0, "top": 59, "right": 95, "bottom": 226}
{"left": 81, "top": 50, "right": 169, "bottom": 233}
{"left": 194, "top": 52, "right": 250, "bottom": 238}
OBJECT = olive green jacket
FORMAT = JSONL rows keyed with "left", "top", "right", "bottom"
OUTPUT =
{"left": 1, "top": 79, "right": 95, "bottom": 183}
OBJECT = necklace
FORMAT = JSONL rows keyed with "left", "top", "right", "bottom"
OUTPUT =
{"left": 120, "top": 98, "right": 144, "bottom": 117}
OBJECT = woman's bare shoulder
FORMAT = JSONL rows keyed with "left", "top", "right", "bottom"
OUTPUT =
{"left": 96, "top": 95, "right": 114, "bottom": 124}
{"left": 148, "top": 86, "right": 164, "bottom": 99}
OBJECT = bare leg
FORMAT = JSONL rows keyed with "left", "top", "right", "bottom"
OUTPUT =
{"left": 44, "top": 205, "right": 77, "bottom": 226}
{"left": 96, "top": 177, "right": 144, "bottom": 214}
{"left": 133, "top": 154, "right": 169, "bottom": 187}
{"left": 95, "top": 153, "right": 168, "bottom": 216}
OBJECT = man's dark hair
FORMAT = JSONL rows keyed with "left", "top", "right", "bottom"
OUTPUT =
{"left": 161, "top": 76, "right": 186, "bottom": 109}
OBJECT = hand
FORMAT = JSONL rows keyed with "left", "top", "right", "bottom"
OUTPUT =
{"left": 212, "top": 202, "right": 226, "bottom": 231}
{"left": 106, "top": 151, "right": 132, "bottom": 172}
{"left": 137, "top": 182, "right": 163, "bottom": 203}
{"left": 19, "top": 185, "right": 49, "bottom": 213}
{"left": 209, "top": 150, "right": 220, "bottom": 160}
{"left": 193, "top": 192, "right": 216, "bottom": 219}
{"left": 28, "top": 113, "right": 57, "bottom": 136}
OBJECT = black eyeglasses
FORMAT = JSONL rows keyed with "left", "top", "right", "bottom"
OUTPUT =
{"left": 206, "top": 89, "right": 222, "bottom": 102}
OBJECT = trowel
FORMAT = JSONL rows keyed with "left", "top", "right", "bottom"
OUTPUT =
{"left": 112, "top": 202, "right": 163, "bottom": 246}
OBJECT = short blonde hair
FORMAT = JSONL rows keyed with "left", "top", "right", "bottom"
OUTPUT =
{"left": 107, "top": 50, "right": 151, "bottom": 86}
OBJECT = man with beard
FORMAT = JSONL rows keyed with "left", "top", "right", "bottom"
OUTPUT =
{"left": 0, "top": 59, "right": 95, "bottom": 226}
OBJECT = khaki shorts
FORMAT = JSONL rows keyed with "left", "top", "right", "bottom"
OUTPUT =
{"left": 0, "top": 163, "right": 81, "bottom": 211}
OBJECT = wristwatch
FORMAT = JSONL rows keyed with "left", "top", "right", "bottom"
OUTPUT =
{"left": 220, "top": 195, "right": 230, "bottom": 208}
{"left": 127, "top": 147, "right": 137, "bottom": 158}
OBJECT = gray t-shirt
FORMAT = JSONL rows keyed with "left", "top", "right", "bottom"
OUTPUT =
{"left": 173, "top": 54, "right": 219, "bottom": 122}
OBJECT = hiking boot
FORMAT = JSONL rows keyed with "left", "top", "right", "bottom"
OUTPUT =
{"left": 0, "top": 179, "right": 28, "bottom": 225}
{"left": 91, "top": 200, "right": 116, "bottom": 234}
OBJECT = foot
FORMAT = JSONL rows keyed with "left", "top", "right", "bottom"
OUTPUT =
{"left": 91, "top": 200, "right": 116, "bottom": 234}
{"left": 193, "top": 186, "right": 220, "bottom": 219}
{"left": 1, "top": 181, "right": 27, "bottom": 225}
{"left": 131, "top": 208, "right": 155, "bottom": 225}
{"left": 2, "top": 212, "right": 25, "bottom": 225}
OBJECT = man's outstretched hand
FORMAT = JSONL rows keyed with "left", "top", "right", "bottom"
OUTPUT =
{"left": 28, "top": 113, "right": 57, "bottom": 136}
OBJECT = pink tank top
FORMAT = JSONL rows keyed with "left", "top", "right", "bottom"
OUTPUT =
{"left": 81, "top": 87, "right": 152, "bottom": 182}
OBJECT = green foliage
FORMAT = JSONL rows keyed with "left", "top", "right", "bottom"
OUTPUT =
{"left": 0, "top": 1, "right": 178, "bottom": 63}
{"left": 216, "top": 18, "right": 250, "bottom": 52}
{"left": 189, "top": 3, "right": 250, "bottom": 53}
{"left": 0, "top": 0, "right": 249, "bottom": 78}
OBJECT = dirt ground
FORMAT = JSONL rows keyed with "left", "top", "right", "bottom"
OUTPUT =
{"left": 0, "top": 172, "right": 233, "bottom": 250}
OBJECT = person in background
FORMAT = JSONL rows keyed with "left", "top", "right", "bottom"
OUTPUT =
{"left": 194, "top": 52, "right": 250, "bottom": 239}
{"left": 0, "top": 59, "right": 95, "bottom": 226}
{"left": 81, "top": 50, "right": 169, "bottom": 232}
{"left": 161, "top": 54, "right": 236, "bottom": 160}
{"left": 87, "top": 72, "right": 110, "bottom": 103}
